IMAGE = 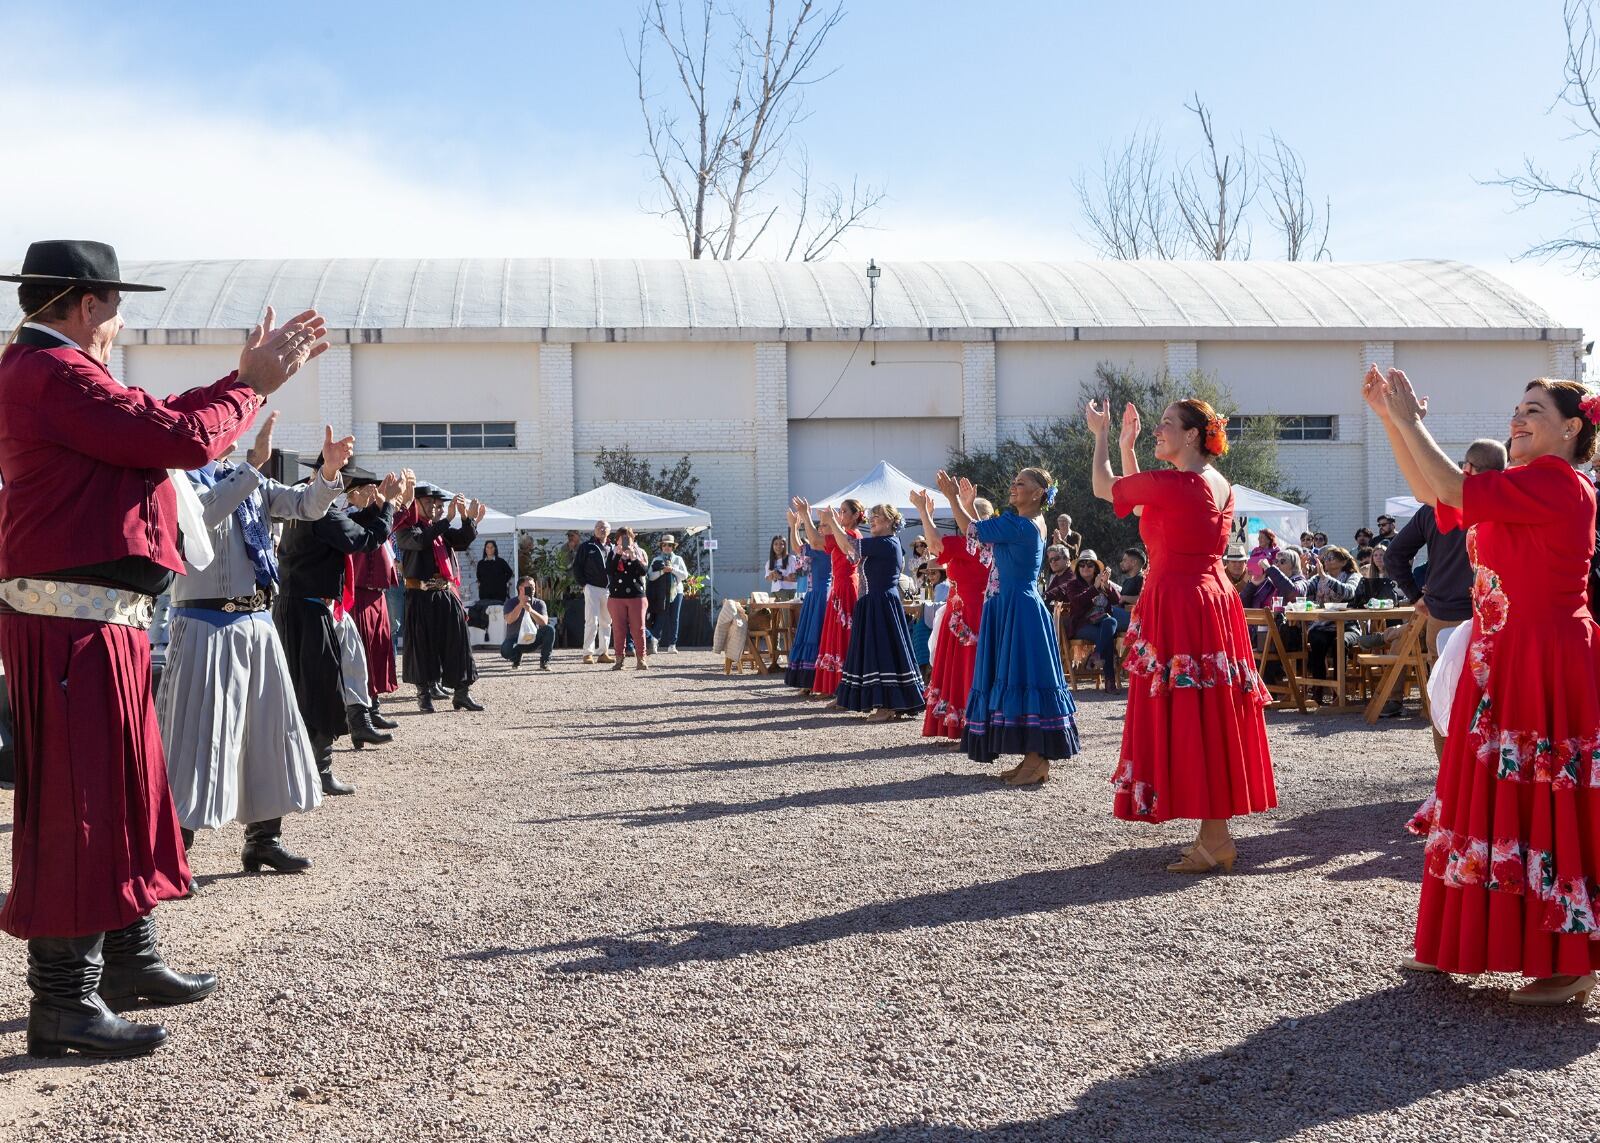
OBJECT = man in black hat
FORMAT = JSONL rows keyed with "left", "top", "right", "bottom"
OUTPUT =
{"left": 0, "top": 239, "right": 326, "bottom": 1057}
{"left": 274, "top": 462, "right": 400, "bottom": 797}
{"left": 398, "top": 485, "right": 487, "bottom": 712}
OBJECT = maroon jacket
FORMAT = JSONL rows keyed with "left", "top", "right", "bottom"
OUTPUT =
{"left": 0, "top": 332, "right": 261, "bottom": 579}
{"left": 351, "top": 544, "right": 399, "bottom": 592}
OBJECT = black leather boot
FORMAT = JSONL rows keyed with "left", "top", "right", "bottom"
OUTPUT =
{"left": 346, "top": 704, "right": 393, "bottom": 749}
{"left": 429, "top": 682, "right": 449, "bottom": 700}
{"left": 99, "top": 915, "right": 217, "bottom": 1010}
{"left": 27, "top": 934, "right": 168, "bottom": 1058}
{"left": 417, "top": 687, "right": 435, "bottom": 714}
{"left": 242, "top": 818, "right": 313, "bottom": 874}
{"left": 452, "top": 686, "right": 484, "bottom": 712}
{"left": 313, "top": 733, "right": 354, "bottom": 796}
{"left": 368, "top": 697, "right": 399, "bottom": 730}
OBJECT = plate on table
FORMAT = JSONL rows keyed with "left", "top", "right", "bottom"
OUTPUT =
{"left": 1324, "top": 603, "right": 1348, "bottom": 611}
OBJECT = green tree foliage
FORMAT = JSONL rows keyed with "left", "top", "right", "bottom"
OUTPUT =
{"left": 518, "top": 536, "right": 579, "bottom": 600}
{"left": 947, "top": 362, "right": 1304, "bottom": 555}
{"left": 594, "top": 446, "right": 700, "bottom": 507}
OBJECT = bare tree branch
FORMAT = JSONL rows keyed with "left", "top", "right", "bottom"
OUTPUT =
{"left": 630, "top": 0, "right": 880, "bottom": 259}
{"left": 1260, "top": 132, "right": 1330, "bottom": 261}
{"left": 1172, "top": 95, "right": 1254, "bottom": 260}
{"left": 1486, "top": 0, "right": 1600, "bottom": 273}
{"left": 1072, "top": 129, "right": 1184, "bottom": 259}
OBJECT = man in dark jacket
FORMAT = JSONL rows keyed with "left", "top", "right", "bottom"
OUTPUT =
{"left": 397, "top": 486, "right": 484, "bottom": 712}
{"left": 1386, "top": 439, "right": 1507, "bottom": 756}
{"left": 275, "top": 465, "right": 398, "bottom": 795}
{"left": 573, "top": 520, "right": 613, "bottom": 664}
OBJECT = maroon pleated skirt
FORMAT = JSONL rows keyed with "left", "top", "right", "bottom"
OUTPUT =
{"left": 0, "top": 609, "right": 189, "bottom": 938}
{"left": 353, "top": 587, "right": 397, "bottom": 696}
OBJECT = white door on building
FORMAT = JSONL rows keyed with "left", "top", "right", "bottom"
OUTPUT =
{"left": 788, "top": 418, "right": 961, "bottom": 500}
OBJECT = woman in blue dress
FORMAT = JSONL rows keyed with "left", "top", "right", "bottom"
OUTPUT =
{"left": 784, "top": 500, "right": 832, "bottom": 691}
{"left": 823, "top": 503, "right": 926, "bottom": 721}
{"left": 939, "top": 467, "right": 1077, "bottom": 786}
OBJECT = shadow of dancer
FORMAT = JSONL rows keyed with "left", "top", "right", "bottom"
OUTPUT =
{"left": 828, "top": 982, "right": 1600, "bottom": 1142}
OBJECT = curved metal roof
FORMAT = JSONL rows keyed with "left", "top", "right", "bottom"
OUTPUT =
{"left": 0, "top": 257, "right": 1561, "bottom": 333}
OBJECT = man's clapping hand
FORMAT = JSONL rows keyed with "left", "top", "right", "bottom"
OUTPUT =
{"left": 238, "top": 306, "right": 329, "bottom": 397}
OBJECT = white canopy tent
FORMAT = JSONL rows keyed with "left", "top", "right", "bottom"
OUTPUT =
{"left": 813, "top": 460, "right": 955, "bottom": 526}
{"left": 1385, "top": 495, "right": 1425, "bottom": 526}
{"left": 1232, "top": 485, "right": 1310, "bottom": 545}
{"left": 515, "top": 483, "right": 711, "bottom": 533}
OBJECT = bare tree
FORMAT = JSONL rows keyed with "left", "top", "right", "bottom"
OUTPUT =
{"left": 1261, "top": 132, "right": 1330, "bottom": 261}
{"left": 1172, "top": 95, "right": 1255, "bottom": 260}
{"left": 1488, "top": 0, "right": 1600, "bottom": 273}
{"left": 629, "top": 0, "right": 884, "bottom": 260}
{"left": 1073, "top": 129, "right": 1186, "bottom": 259}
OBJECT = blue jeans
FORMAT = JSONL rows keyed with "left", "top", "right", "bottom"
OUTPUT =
{"left": 651, "top": 595, "right": 683, "bottom": 649}
{"left": 1074, "top": 617, "right": 1120, "bottom": 686}
{"left": 1110, "top": 606, "right": 1131, "bottom": 633}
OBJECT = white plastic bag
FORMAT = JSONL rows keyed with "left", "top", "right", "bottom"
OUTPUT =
{"left": 517, "top": 612, "right": 537, "bottom": 646}
{"left": 1428, "top": 621, "right": 1472, "bottom": 737}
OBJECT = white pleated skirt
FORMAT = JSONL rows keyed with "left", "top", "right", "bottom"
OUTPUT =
{"left": 156, "top": 610, "right": 322, "bottom": 830}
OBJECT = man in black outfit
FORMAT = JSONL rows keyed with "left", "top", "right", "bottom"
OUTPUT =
{"left": 1386, "top": 438, "right": 1507, "bottom": 755}
{"left": 398, "top": 485, "right": 486, "bottom": 713}
{"left": 275, "top": 463, "right": 399, "bottom": 796}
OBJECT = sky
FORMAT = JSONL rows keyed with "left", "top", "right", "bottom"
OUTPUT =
{"left": 5, "top": 0, "right": 1600, "bottom": 330}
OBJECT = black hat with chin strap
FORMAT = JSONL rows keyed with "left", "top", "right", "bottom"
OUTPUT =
{"left": 0, "top": 240, "right": 165, "bottom": 291}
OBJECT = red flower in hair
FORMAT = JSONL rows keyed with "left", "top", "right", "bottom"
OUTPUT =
{"left": 1204, "top": 415, "right": 1230, "bottom": 457}
{"left": 1580, "top": 392, "right": 1600, "bottom": 426}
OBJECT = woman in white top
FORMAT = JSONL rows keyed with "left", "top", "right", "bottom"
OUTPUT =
{"left": 765, "top": 535, "right": 801, "bottom": 600}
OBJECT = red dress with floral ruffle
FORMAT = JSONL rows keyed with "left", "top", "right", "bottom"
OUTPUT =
{"left": 1410, "top": 455, "right": 1600, "bottom": 976}
{"left": 810, "top": 529, "right": 861, "bottom": 697}
{"left": 1111, "top": 470, "right": 1275, "bottom": 822}
{"left": 923, "top": 531, "right": 993, "bottom": 740}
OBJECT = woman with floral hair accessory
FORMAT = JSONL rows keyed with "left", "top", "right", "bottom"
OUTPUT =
{"left": 939, "top": 466, "right": 1076, "bottom": 785}
{"left": 1088, "top": 397, "right": 1275, "bottom": 874}
{"left": 1369, "top": 367, "right": 1600, "bottom": 1006}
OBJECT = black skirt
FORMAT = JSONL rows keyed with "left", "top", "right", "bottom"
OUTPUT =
{"left": 402, "top": 589, "right": 479, "bottom": 690}
{"left": 273, "top": 597, "right": 347, "bottom": 740}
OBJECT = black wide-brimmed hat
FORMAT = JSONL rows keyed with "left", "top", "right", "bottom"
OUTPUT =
{"left": 0, "top": 240, "right": 165, "bottom": 292}
{"left": 302, "top": 457, "right": 382, "bottom": 488}
{"left": 414, "top": 483, "right": 453, "bottom": 500}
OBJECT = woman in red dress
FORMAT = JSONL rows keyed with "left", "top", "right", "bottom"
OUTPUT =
{"left": 1087, "top": 398, "right": 1276, "bottom": 873}
{"left": 909, "top": 486, "right": 994, "bottom": 741}
{"left": 795, "top": 496, "right": 863, "bottom": 700}
{"left": 1371, "top": 366, "right": 1600, "bottom": 1005}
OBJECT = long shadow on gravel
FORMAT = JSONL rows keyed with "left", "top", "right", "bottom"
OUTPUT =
{"left": 578, "top": 741, "right": 945, "bottom": 777}
{"left": 521, "top": 770, "right": 994, "bottom": 828}
{"left": 828, "top": 981, "right": 1600, "bottom": 1143}
{"left": 462, "top": 844, "right": 1202, "bottom": 972}
{"left": 526, "top": 713, "right": 868, "bottom": 740}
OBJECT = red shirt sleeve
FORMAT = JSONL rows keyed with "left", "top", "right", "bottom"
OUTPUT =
{"left": 35, "top": 355, "right": 261, "bottom": 470}
{"left": 1112, "top": 471, "right": 1163, "bottom": 519}
{"left": 1460, "top": 459, "right": 1579, "bottom": 528}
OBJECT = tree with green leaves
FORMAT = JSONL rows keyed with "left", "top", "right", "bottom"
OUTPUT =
{"left": 594, "top": 446, "right": 700, "bottom": 506}
{"left": 947, "top": 363, "right": 1303, "bottom": 555}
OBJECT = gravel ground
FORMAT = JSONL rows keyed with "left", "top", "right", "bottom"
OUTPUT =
{"left": 0, "top": 650, "right": 1596, "bottom": 1142}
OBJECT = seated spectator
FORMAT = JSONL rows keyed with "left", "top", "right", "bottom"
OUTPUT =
{"left": 1250, "top": 527, "right": 1280, "bottom": 562}
{"left": 1303, "top": 546, "right": 1362, "bottom": 691}
{"left": 1299, "top": 530, "right": 1315, "bottom": 551}
{"left": 1112, "top": 547, "right": 1147, "bottom": 630}
{"left": 1376, "top": 514, "right": 1399, "bottom": 543}
{"left": 1222, "top": 542, "right": 1249, "bottom": 589}
{"left": 1042, "top": 544, "right": 1074, "bottom": 603}
{"left": 1353, "top": 526, "right": 1376, "bottom": 550}
{"left": 1062, "top": 550, "right": 1122, "bottom": 693}
{"left": 1240, "top": 549, "right": 1305, "bottom": 612}
{"left": 501, "top": 576, "right": 555, "bottom": 670}
{"left": 911, "top": 568, "right": 948, "bottom": 679}
{"left": 1312, "top": 531, "right": 1329, "bottom": 553}
{"left": 908, "top": 536, "right": 932, "bottom": 579}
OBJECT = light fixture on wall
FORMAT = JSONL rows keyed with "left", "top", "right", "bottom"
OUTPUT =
{"left": 866, "top": 259, "right": 881, "bottom": 328}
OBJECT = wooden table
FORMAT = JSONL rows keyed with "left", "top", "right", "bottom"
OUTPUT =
{"left": 743, "top": 596, "right": 927, "bottom": 674}
{"left": 1277, "top": 605, "right": 1416, "bottom": 712}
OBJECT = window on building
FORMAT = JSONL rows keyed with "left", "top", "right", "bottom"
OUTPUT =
{"left": 1226, "top": 415, "right": 1336, "bottom": 442}
{"left": 378, "top": 421, "right": 516, "bottom": 450}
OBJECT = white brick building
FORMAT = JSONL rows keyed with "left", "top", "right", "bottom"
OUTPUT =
{"left": 16, "top": 258, "right": 1581, "bottom": 594}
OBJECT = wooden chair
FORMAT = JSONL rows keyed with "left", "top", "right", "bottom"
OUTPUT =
{"left": 1243, "top": 608, "right": 1307, "bottom": 711}
{"left": 738, "top": 604, "right": 778, "bottom": 675}
{"left": 1357, "top": 615, "right": 1431, "bottom": 724}
{"left": 1056, "top": 606, "right": 1128, "bottom": 691}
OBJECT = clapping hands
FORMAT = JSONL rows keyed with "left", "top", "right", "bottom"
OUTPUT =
{"left": 237, "top": 306, "right": 329, "bottom": 396}
{"left": 1118, "top": 402, "right": 1141, "bottom": 450}
{"left": 319, "top": 424, "right": 356, "bottom": 481}
{"left": 1085, "top": 398, "right": 1111, "bottom": 435}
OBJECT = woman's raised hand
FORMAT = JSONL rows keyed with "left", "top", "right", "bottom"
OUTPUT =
{"left": 934, "top": 469, "right": 959, "bottom": 500}
{"left": 956, "top": 476, "right": 978, "bottom": 514}
{"left": 1119, "top": 402, "right": 1141, "bottom": 449}
{"left": 1361, "top": 364, "right": 1391, "bottom": 420}
{"left": 1384, "top": 368, "right": 1428, "bottom": 425}
{"left": 1086, "top": 398, "right": 1111, "bottom": 434}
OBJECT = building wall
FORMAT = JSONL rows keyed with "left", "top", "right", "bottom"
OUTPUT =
{"left": 121, "top": 330, "right": 1581, "bottom": 600}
